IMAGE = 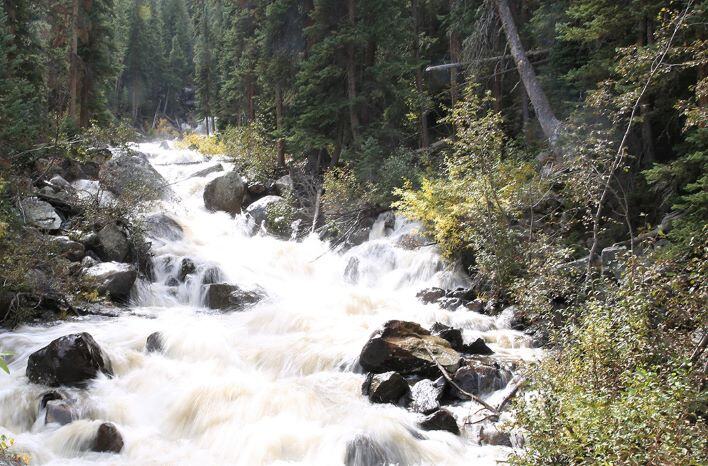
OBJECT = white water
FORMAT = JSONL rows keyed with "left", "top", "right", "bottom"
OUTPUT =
{"left": 0, "top": 141, "right": 540, "bottom": 465}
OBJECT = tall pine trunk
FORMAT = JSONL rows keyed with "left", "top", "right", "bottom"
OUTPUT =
{"left": 494, "top": 0, "right": 560, "bottom": 146}
{"left": 412, "top": 0, "right": 430, "bottom": 149}
{"left": 346, "top": 0, "right": 360, "bottom": 142}
{"left": 275, "top": 85, "right": 285, "bottom": 167}
{"left": 68, "top": 0, "right": 79, "bottom": 123}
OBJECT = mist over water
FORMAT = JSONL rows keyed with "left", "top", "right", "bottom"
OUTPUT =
{"left": 0, "top": 141, "right": 539, "bottom": 465}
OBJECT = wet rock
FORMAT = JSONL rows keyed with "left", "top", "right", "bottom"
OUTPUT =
{"left": 245, "top": 195, "right": 287, "bottom": 230}
{"left": 100, "top": 151, "right": 169, "bottom": 200}
{"left": 165, "top": 277, "right": 180, "bottom": 287}
{"left": 418, "top": 409, "right": 459, "bottom": 435}
{"left": 85, "top": 262, "right": 137, "bottom": 301}
{"left": 344, "top": 436, "right": 407, "bottom": 466}
{"left": 50, "top": 236, "right": 85, "bottom": 261}
{"left": 447, "top": 287, "right": 476, "bottom": 301}
{"left": 203, "top": 283, "right": 263, "bottom": 311}
{"left": 451, "top": 360, "right": 512, "bottom": 399}
{"left": 464, "top": 299, "right": 484, "bottom": 313}
{"left": 203, "top": 171, "right": 247, "bottom": 214}
{"left": 358, "top": 320, "right": 461, "bottom": 377}
{"left": 94, "top": 223, "right": 129, "bottom": 262}
{"left": 144, "top": 213, "right": 183, "bottom": 241}
{"left": 81, "top": 255, "right": 99, "bottom": 269}
{"left": 395, "top": 232, "right": 429, "bottom": 250}
{"left": 438, "top": 297, "right": 463, "bottom": 310}
{"left": 477, "top": 423, "right": 512, "bottom": 447}
{"left": 145, "top": 332, "right": 163, "bottom": 353}
{"left": 92, "top": 422, "right": 124, "bottom": 453}
{"left": 274, "top": 175, "right": 293, "bottom": 197}
{"left": 416, "top": 287, "right": 446, "bottom": 304}
{"left": 430, "top": 323, "right": 463, "bottom": 352}
{"left": 19, "top": 197, "right": 62, "bottom": 231}
{"left": 361, "top": 371, "right": 409, "bottom": 404}
{"left": 408, "top": 377, "right": 445, "bottom": 414}
{"left": 380, "top": 211, "right": 396, "bottom": 231}
{"left": 201, "top": 267, "right": 222, "bottom": 285}
{"left": 26, "top": 333, "right": 113, "bottom": 387}
{"left": 190, "top": 163, "right": 224, "bottom": 178}
{"left": 45, "top": 399, "right": 75, "bottom": 425}
{"left": 247, "top": 181, "right": 268, "bottom": 195}
{"left": 178, "top": 258, "right": 196, "bottom": 282}
{"left": 462, "top": 338, "right": 494, "bottom": 355}
{"left": 344, "top": 257, "right": 359, "bottom": 284}
{"left": 347, "top": 227, "right": 371, "bottom": 247}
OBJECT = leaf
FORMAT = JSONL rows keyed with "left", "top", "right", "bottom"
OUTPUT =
{"left": 0, "top": 352, "right": 12, "bottom": 374}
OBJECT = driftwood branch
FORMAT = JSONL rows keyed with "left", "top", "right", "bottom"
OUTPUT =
{"left": 423, "top": 344, "right": 499, "bottom": 414}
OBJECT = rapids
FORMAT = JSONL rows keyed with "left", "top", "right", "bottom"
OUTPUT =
{"left": 0, "top": 141, "right": 540, "bottom": 465}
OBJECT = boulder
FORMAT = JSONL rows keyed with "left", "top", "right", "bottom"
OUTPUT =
{"left": 145, "top": 332, "right": 163, "bottom": 353}
{"left": 464, "top": 299, "right": 484, "bottom": 313}
{"left": 344, "top": 436, "right": 407, "bottom": 466}
{"left": 438, "top": 297, "right": 463, "bottom": 310}
{"left": 361, "top": 371, "right": 409, "bottom": 404}
{"left": 92, "top": 422, "right": 124, "bottom": 453}
{"left": 144, "top": 213, "right": 183, "bottom": 241}
{"left": 451, "top": 360, "right": 512, "bottom": 399}
{"left": 274, "top": 175, "right": 293, "bottom": 197}
{"left": 49, "top": 175, "right": 73, "bottom": 191}
{"left": 94, "top": 223, "right": 129, "bottom": 262}
{"left": 99, "top": 151, "right": 168, "bottom": 199}
{"left": 203, "top": 283, "right": 262, "bottom": 311}
{"left": 245, "top": 195, "right": 287, "bottom": 229}
{"left": 418, "top": 409, "right": 459, "bottom": 435}
{"left": 190, "top": 164, "right": 224, "bottom": 178}
{"left": 247, "top": 181, "right": 268, "bottom": 195}
{"left": 416, "top": 287, "right": 445, "bottom": 304}
{"left": 26, "top": 333, "right": 113, "bottom": 387}
{"left": 203, "top": 171, "right": 246, "bottom": 214}
{"left": 358, "top": 320, "right": 461, "bottom": 377}
{"left": 201, "top": 267, "right": 223, "bottom": 285}
{"left": 178, "top": 258, "right": 196, "bottom": 282}
{"left": 601, "top": 245, "right": 627, "bottom": 279}
{"left": 407, "top": 377, "right": 445, "bottom": 414}
{"left": 81, "top": 255, "right": 99, "bottom": 269}
{"left": 85, "top": 262, "right": 137, "bottom": 300}
{"left": 50, "top": 236, "right": 85, "bottom": 261}
{"left": 19, "top": 197, "right": 62, "bottom": 231}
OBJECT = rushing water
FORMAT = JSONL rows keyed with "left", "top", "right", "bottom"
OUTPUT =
{"left": 0, "top": 142, "right": 540, "bottom": 465}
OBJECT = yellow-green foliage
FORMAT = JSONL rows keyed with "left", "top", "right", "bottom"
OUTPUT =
{"left": 0, "top": 434, "right": 29, "bottom": 465}
{"left": 176, "top": 133, "right": 226, "bottom": 156}
{"left": 513, "top": 249, "right": 708, "bottom": 466}
{"left": 395, "top": 87, "right": 545, "bottom": 290}
{"left": 221, "top": 124, "right": 279, "bottom": 182}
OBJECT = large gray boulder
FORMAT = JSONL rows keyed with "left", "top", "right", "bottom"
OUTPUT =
{"left": 20, "top": 197, "right": 62, "bottom": 231}
{"left": 94, "top": 223, "right": 130, "bottom": 262}
{"left": 245, "top": 195, "right": 287, "bottom": 229}
{"left": 26, "top": 333, "right": 113, "bottom": 387}
{"left": 359, "top": 320, "right": 461, "bottom": 377}
{"left": 203, "top": 171, "right": 246, "bottom": 214}
{"left": 99, "top": 151, "right": 168, "bottom": 200}
{"left": 203, "top": 283, "right": 262, "bottom": 311}
{"left": 418, "top": 409, "right": 459, "bottom": 435}
{"left": 144, "top": 213, "right": 183, "bottom": 241}
{"left": 85, "top": 262, "right": 137, "bottom": 300}
{"left": 274, "top": 175, "right": 293, "bottom": 197}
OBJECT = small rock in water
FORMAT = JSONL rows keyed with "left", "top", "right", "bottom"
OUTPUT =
{"left": 430, "top": 323, "right": 464, "bottom": 352}
{"left": 145, "top": 332, "right": 163, "bottom": 353}
{"left": 407, "top": 377, "right": 445, "bottom": 414}
{"left": 418, "top": 409, "right": 459, "bottom": 435}
{"left": 451, "top": 360, "right": 511, "bottom": 399}
{"left": 416, "top": 287, "right": 445, "bottom": 304}
{"left": 201, "top": 266, "right": 223, "bottom": 285}
{"left": 84, "top": 262, "right": 137, "bottom": 301}
{"left": 190, "top": 163, "right": 223, "bottom": 179}
{"left": 464, "top": 299, "right": 484, "bottom": 313}
{"left": 45, "top": 399, "right": 75, "bottom": 425}
{"left": 438, "top": 297, "right": 463, "bottom": 310}
{"left": 178, "top": 258, "right": 196, "bottom": 282}
{"left": 92, "top": 422, "right": 124, "bottom": 453}
{"left": 361, "top": 371, "right": 409, "bottom": 404}
{"left": 343, "top": 436, "right": 408, "bottom": 466}
{"left": 203, "top": 283, "right": 263, "bottom": 311}
{"left": 26, "top": 333, "right": 113, "bottom": 387}
{"left": 462, "top": 337, "right": 494, "bottom": 355}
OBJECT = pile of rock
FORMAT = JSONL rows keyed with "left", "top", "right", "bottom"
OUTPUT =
{"left": 358, "top": 320, "right": 511, "bottom": 437}
{"left": 416, "top": 287, "right": 494, "bottom": 313}
{"left": 26, "top": 333, "right": 124, "bottom": 454}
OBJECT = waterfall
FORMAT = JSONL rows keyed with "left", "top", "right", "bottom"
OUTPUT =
{"left": 0, "top": 141, "right": 540, "bottom": 465}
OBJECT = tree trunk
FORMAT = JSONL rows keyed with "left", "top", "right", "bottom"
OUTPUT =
{"left": 412, "top": 0, "right": 430, "bottom": 149}
{"left": 449, "top": 1, "right": 461, "bottom": 108}
{"left": 494, "top": 0, "right": 561, "bottom": 147}
{"left": 68, "top": 0, "right": 80, "bottom": 123}
{"left": 246, "top": 75, "right": 256, "bottom": 122}
{"left": 275, "top": 85, "right": 286, "bottom": 167}
{"left": 346, "top": 0, "right": 360, "bottom": 142}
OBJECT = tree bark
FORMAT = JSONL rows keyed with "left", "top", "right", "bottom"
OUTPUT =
{"left": 275, "top": 84, "right": 286, "bottom": 167}
{"left": 449, "top": 1, "right": 461, "bottom": 108}
{"left": 68, "top": 0, "right": 80, "bottom": 124}
{"left": 412, "top": 0, "right": 430, "bottom": 149}
{"left": 346, "top": 0, "right": 360, "bottom": 142}
{"left": 494, "top": 0, "right": 561, "bottom": 147}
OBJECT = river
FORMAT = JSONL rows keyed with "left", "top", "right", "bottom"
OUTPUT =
{"left": 0, "top": 141, "right": 539, "bottom": 465}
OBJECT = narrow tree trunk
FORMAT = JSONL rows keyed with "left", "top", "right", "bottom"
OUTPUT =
{"left": 275, "top": 85, "right": 286, "bottom": 167}
{"left": 449, "top": 4, "right": 461, "bottom": 108}
{"left": 412, "top": 0, "right": 430, "bottom": 149}
{"left": 639, "top": 16, "right": 655, "bottom": 167}
{"left": 68, "top": 0, "right": 80, "bottom": 123}
{"left": 494, "top": 0, "right": 561, "bottom": 146}
{"left": 346, "top": 0, "right": 360, "bottom": 142}
{"left": 246, "top": 75, "right": 256, "bottom": 122}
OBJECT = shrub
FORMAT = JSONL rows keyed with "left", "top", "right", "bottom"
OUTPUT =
{"left": 221, "top": 123, "right": 280, "bottom": 182}
{"left": 175, "top": 133, "right": 226, "bottom": 156}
